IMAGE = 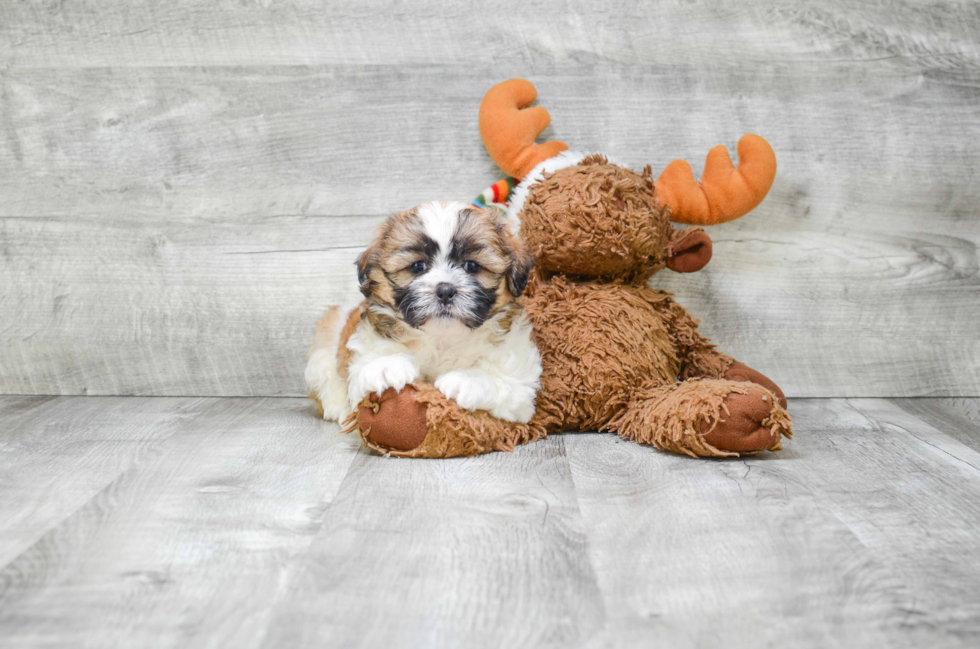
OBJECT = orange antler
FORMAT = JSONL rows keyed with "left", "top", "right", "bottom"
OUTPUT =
{"left": 479, "top": 79, "right": 568, "bottom": 180}
{"left": 654, "top": 134, "right": 777, "bottom": 225}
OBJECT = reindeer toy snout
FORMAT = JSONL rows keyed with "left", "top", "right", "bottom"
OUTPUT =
{"left": 350, "top": 79, "right": 791, "bottom": 458}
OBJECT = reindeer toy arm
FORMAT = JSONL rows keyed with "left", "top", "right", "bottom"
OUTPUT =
{"left": 351, "top": 79, "right": 791, "bottom": 458}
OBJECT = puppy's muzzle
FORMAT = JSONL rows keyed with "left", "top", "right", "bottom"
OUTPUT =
{"left": 436, "top": 283, "right": 457, "bottom": 305}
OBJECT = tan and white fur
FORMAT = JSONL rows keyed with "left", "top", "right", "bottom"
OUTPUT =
{"left": 305, "top": 201, "right": 541, "bottom": 423}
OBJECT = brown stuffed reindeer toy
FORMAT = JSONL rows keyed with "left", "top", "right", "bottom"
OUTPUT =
{"left": 345, "top": 79, "right": 792, "bottom": 458}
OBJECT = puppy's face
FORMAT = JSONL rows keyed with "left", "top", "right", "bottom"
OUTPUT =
{"left": 356, "top": 201, "right": 532, "bottom": 330}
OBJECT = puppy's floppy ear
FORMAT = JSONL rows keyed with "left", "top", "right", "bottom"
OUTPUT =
{"left": 507, "top": 248, "right": 533, "bottom": 296}
{"left": 355, "top": 242, "right": 381, "bottom": 297}
{"left": 499, "top": 222, "right": 533, "bottom": 296}
{"left": 356, "top": 207, "right": 417, "bottom": 297}
{"left": 666, "top": 227, "right": 713, "bottom": 273}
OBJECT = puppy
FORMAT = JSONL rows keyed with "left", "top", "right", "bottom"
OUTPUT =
{"left": 305, "top": 200, "right": 541, "bottom": 424}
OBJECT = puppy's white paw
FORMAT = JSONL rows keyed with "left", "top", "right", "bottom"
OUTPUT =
{"left": 435, "top": 370, "right": 497, "bottom": 412}
{"left": 355, "top": 355, "right": 420, "bottom": 398}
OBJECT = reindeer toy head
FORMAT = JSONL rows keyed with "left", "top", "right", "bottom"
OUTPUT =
{"left": 478, "top": 78, "right": 777, "bottom": 282}
{"left": 351, "top": 79, "right": 792, "bottom": 458}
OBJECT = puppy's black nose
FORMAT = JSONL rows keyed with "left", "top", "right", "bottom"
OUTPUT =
{"left": 436, "top": 283, "right": 457, "bottom": 304}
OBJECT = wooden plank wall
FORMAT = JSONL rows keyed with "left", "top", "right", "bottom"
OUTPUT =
{"left": 1, "top": 1, "right": 978, "bottom": 397}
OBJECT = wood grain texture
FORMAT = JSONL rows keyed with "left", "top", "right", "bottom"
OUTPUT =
{"left": 0, "top": 397, "right": 358, "bottom": 648}
{"left": 891, "top": 397, "right": 980, "bottom": 452}
{"left": 3, "top": 397, "right": 980, "bottom": 647}
{"left": 1, "top": 2, "right": 979, "bottom": 397}
{"left": 564, "top": 429, "right": 910, "bottom": 648}
{"left": 1, "top": 215, "right": 372, "bottom": 396}
{"left": 563, "top": 398, "right": 980, "bottom": 648}
{"left": 787, "top": 399, "right": 980, "bottom": 645}
{"left": 260, "top": 436, "right": 605, "bottom": 648}
{"left": 2, "top": 1, "right": 978, "bottom": 68}
{"left": 0, "top": 396, "right": 189, "bottom": 566}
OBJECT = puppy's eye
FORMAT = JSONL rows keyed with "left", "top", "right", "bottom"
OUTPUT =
{"left": 409, "top": 261, "right": 427, "bottom": 275}
{"left": 464, "top": 261, "right": 481, "bottom": 274}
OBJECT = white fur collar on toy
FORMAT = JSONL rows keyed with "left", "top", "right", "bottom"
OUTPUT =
{"left": 505, "top": 150, "right": 628, "bottom": 225}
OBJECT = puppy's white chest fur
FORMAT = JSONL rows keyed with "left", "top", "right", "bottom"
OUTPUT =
{"left": 410, "top": 319, "right": 499, "bottom": 380}
{"left": 342, "top": 308, "right": 541, "bottom": 423}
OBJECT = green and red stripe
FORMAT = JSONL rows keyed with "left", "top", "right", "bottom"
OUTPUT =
{"left": 473, "top": 177, "right": 516, "bottom": 208}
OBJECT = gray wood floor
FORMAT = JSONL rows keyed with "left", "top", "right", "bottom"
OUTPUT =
{"left": 2, "top": 396, "right": 979, "bottom": 648}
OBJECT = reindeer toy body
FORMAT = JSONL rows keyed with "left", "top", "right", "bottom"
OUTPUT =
{"left": 347, "top": 79, "right": 792, "bottom": 458}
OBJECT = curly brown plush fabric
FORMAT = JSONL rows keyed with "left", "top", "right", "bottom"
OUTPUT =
{"left": 608, "top": 379, "right": 790, "bottom": 457}
{"left": 347, "top": 153, "right": 792, "bottom": 458}
{"left": 524, "top": 275, "right": 681, "bottom": 432}
{"left": 523, "top": 157, "right": 671, "bottom": 282}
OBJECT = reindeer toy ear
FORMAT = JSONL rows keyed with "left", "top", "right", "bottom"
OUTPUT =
{"left": 667, "top": 228, "right": 713, "bottom": 273}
